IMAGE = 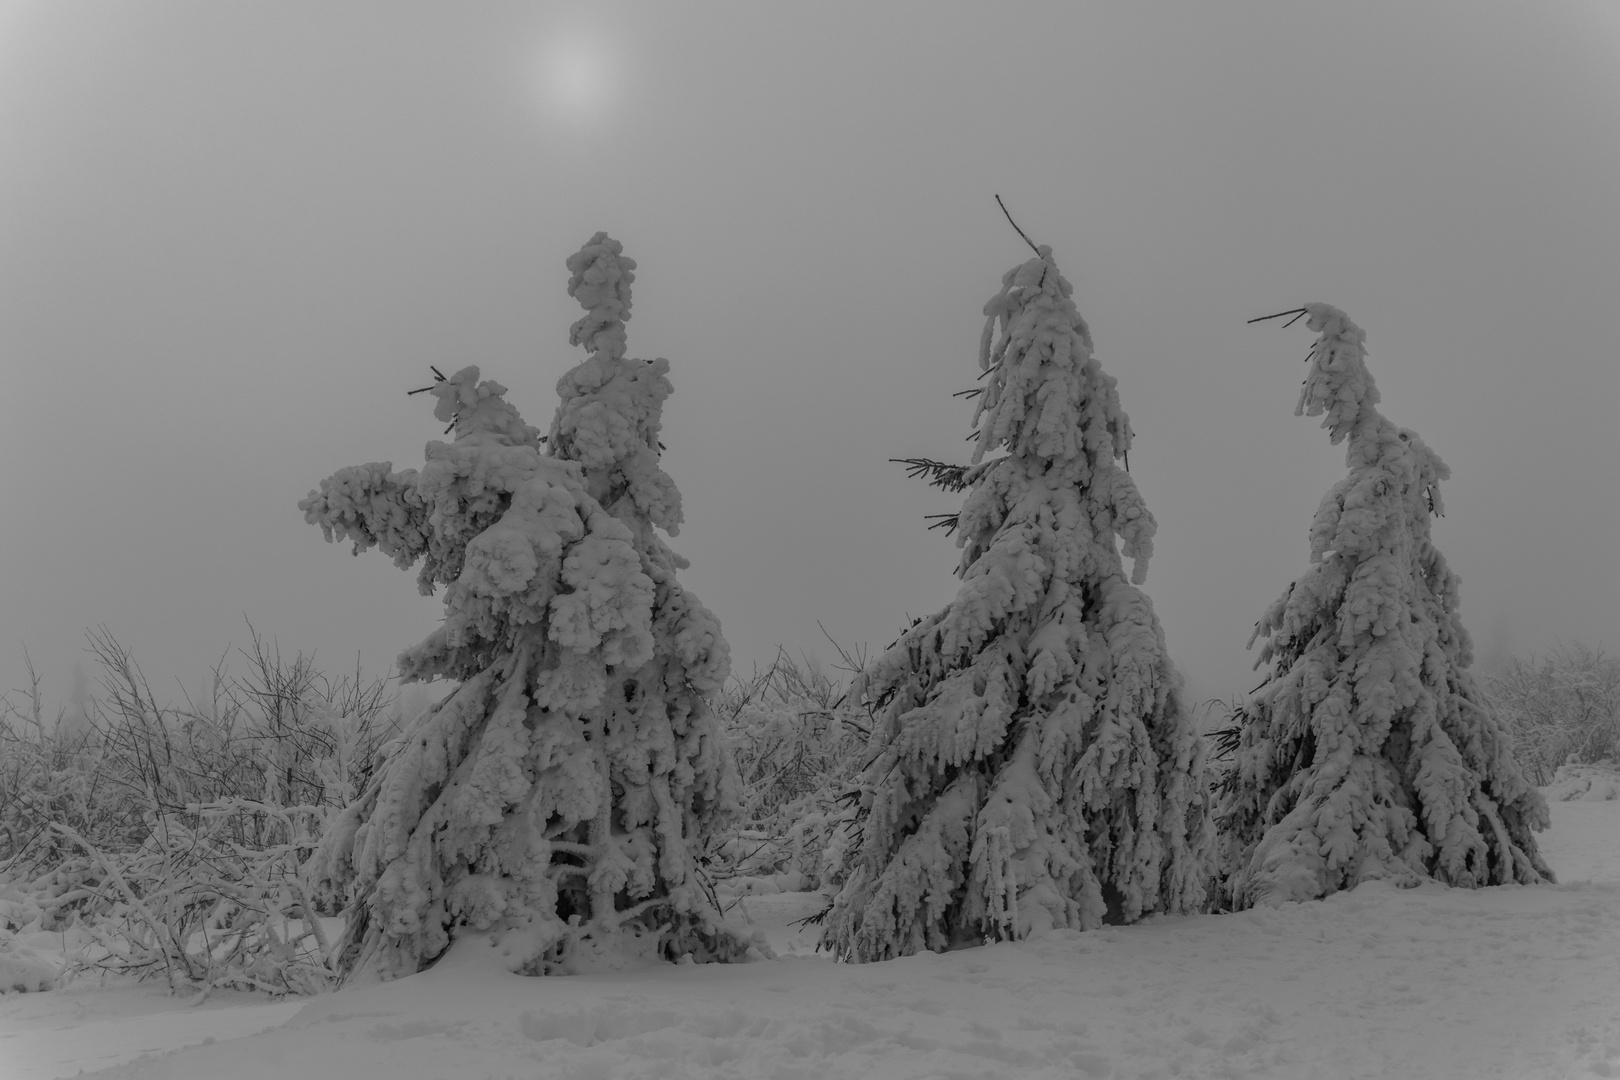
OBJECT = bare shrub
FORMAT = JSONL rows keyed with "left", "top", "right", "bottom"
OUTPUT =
{"left": 708, "top": 643, "right": 870, "bottom": 892}
{"left": 48, "top": 808, "right": 333, "bottom": 996}
{"left": 0, "top": 625, "right": 405, "bottom": 995}
{"left": 0, "top": 654, "right": 101, "bottom": 889}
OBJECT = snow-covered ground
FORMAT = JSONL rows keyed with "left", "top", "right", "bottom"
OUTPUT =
{"left": 4, "top": 796, "right": 1618, "bottom": 1080}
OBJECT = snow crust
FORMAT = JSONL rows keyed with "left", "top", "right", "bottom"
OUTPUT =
{"left": 4, "top": 796, "right": 1618, "bottom": 1079}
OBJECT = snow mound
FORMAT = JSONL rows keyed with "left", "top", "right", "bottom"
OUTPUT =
{"left": 0, "top": 889, "right": 46, "bottom": 935}
{"left": 1545, "top": 761, "right": 1620, "bottom": 802}
{"left": 0, "top": 933, "right": 60, "bottom": 994}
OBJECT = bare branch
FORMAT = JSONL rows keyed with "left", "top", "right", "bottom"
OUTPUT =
{"left": 1246, "top": 307, "right": 1310, "bottom": 326}
{"left": 994, "top": 194, "right": 1042, "bottom": 256}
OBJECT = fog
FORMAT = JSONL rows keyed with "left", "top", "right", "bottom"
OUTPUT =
{"left": 3, "top": 1, "right": 1617, "bottom": 717}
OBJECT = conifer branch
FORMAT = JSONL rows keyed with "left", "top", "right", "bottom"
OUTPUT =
{"left": 995, "top": 194, "right": 1042, "bottom": 256}
{"left": 792, "top": 902, "right": 834, "bottom": 929}
{"left": 1205, "top": 709, "right": 1247, "bottom": 763}
{"left": 890, "top": 457, "right": 971, "bottom": 493}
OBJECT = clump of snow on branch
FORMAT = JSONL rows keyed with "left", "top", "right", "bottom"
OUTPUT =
{"left": 1214, "top": 304, "right": 1551, "bottom": 908}
{"left": 821, "top": 246, "right": 1213, "bottom": 962}
{"left": 301, "top": 232, "right": 747, "bottom": 982}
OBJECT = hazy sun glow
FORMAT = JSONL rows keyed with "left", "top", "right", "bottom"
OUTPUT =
{"left": 536, "top": 35, "right": 615, "bottom": 126}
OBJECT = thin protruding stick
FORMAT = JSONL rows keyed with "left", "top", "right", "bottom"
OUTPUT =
{"left": 407, "top": 364, "right": 451, "bottom": 396}
{"left": 995, "top": 194, "right": 1042, "bottom": 256}
{"left": 1247, "top": 307, "right": 1310, "bottom": 327}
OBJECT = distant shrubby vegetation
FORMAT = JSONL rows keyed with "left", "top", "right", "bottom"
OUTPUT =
{"left": 1482, "top": 642, "right": 1620, "bottom": 791}
{"left": 1200, "top": 640, "right": 1620, "bottom": 804}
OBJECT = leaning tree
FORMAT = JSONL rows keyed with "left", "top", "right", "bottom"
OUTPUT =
{"left": 821, "top": 233, "right": 1213, "bottom": 962}
{"left": 301, "top": 233, "right": 746, "bottom": 981}
{"left": 1214, "top": 303, "right": 1551, "bottom": 908}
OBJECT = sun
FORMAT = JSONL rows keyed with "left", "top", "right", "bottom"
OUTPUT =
{"left": 536, "top": 35, "right": 615, "bottom": 126}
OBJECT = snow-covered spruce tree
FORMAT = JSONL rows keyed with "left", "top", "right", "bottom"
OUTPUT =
{"left": 821, "top": 244, "right": 1213, "bottom": 962}
{"left": 1215, "top": 303, "right": 1551, "bottom": 908}
{"left": 300, "top": 233, "right": 745, "bottom": 981}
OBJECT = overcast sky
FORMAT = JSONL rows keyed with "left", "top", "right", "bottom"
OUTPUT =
{"left": 2, "top": 1, "right": 1617, "bottom": 719}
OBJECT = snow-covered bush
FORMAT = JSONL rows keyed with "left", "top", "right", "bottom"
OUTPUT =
{"left": 303, "top": 233, "right": 746, "bottom": 982}
{"left": 822, "top": 245, "right": 1213, "bottom": 962}
{"left": 1484, "top": 643, "right": 1620, "bottom": 785}
{"left": 710, "top": 651, "right": 868, "bottom": 891}
{"left": 0, "top": 630, "right": 399, "bottom": 994}
{"left": 1214, "top": 304, "right": 1550, "bottom": 909}
{"left": 0, "top": 666, "right": 99, "bottom": 893}
{"left": 45, "top": 807, "right": 334, "bottom": 996}
{"left": 82, "top": 628, "right": 398, "bottom": 853}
